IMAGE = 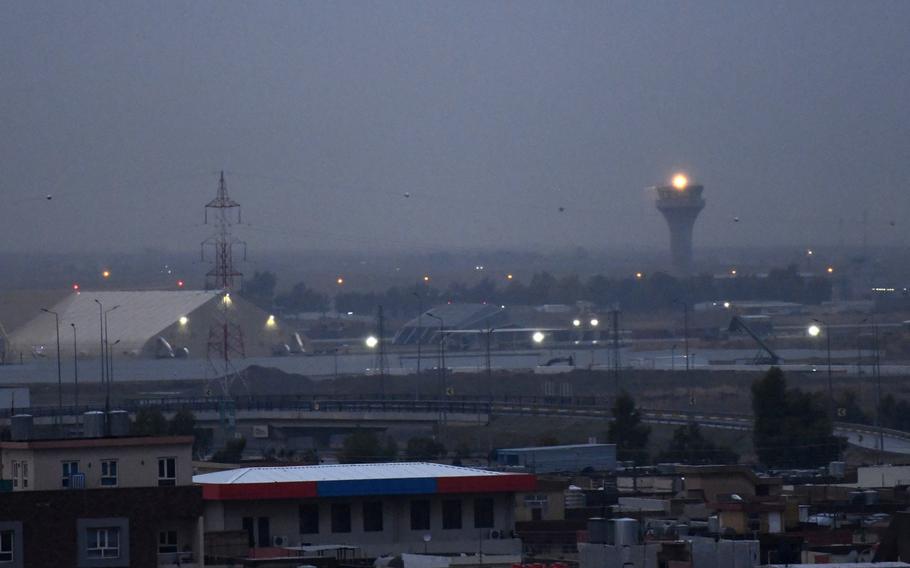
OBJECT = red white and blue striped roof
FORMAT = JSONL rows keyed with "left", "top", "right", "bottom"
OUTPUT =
{"left": 194, "top": 462, "right": 537, "bottom": 501}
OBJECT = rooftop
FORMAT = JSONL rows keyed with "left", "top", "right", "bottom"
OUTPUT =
{"left": 195, "top": 461, "right": 516, "bottom": 485}
{"left": 0, "top": 435, "right": 194, "bottom": 450}
{"left": 497, "top": 443, "right": 615, "bottom": 453}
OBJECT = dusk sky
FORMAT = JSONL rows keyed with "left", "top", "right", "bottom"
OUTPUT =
{"left": 2, "top": 1, "right": 908, "bottom": 253}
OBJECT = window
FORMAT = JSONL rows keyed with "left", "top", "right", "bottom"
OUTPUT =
{"left": 299, "top": 504, "right": 319, "bottom": 535}
{"left": 158, "top": 531, "right": 177, "bottom": 554}
{"left": 20, "top": 462, "right": 27, "bottom": 489}
{"left": 86, "top": 527, "right": 120, "bottom": 559}
{"left": 242, "top": 517, "right": 255, "bottom": 548}
{"left": 363, "top": 501, "right": 383, "bottom": 532}
{"left": 62, "top": 461, "right": 79, "bottom": 488}
{"left": 331, "top": 504, "right": 351, "bottom": 533}
{"left": 157, "top": 457, "right": 176, "bottom": 486}
{"left": 410, "top": 500, "right": 431, "bottom": 531}
{"left": 474, "top": 498, "right": 494, "bottom": 529}
{"left": 10, "top": 463, "right": 18, "bottom": 489}
{"left": 442, "top": 499, "right": 462, "bottom": 530}
{"left": 257, "top": 518, "right": 270, "bottom": 548}
{"left": 101, "top": 460, "right": 118, "bottom": 487}
{"left": 0, "top": 530, "right": 12, "bottom": 563}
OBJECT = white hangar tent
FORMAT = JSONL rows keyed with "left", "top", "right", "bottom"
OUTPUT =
{"left": 8, "top": 290, "right": 299, "bottom": 359}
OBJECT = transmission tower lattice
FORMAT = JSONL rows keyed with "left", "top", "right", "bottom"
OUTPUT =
{"left": 200, "top": 172, "right": 248, "bottom": 435}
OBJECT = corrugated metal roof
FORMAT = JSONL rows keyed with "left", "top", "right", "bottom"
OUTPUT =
{"left": 9, "top": 290, "right": 220, "bottom": 355}
{"left": 194, "top": 462, "right": 507, "bottom": 485}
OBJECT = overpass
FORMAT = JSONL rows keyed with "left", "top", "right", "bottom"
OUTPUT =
{"left": 4, "top": 395, "right": 910, "bottom": 455}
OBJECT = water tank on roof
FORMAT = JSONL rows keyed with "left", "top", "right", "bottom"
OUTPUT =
{"left": 10, "top": 414, "right": 33, "bottom": 441}
{"left": 708, "top": 515, "right": 720, "bottom": 534}
{"left": 613, "top": 518, "right": 640, "bottom": 546}
{"left": 828, "top": 461, "right": 846, "bottom": 479}
{"left": 587, "top": 518, "right": 610, "bottom": 544}
{"left": 108, "top": 411, "right": 130, "bottom": 436}
{"left": 84, "top": 411, "right": 105, "bottom": 438}
{"left": 863, "top": 490, "right": 879, "bottom": 505}
{"left": 565, "top": 486, "right": 586, "bottom": 508}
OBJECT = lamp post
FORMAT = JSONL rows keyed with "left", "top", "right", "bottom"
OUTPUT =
{"left": 871, "top": 314, "right": 883, "bottom": 460}
{"left": 40, "top": 308, "right": 63, "bottom": 425}
{"left": 70, "top": 323, "right": 79, "bottom": 409}
{"left": 103, "top": 305, "right": 120, "bottom": 418}
{"left": 425, "top": 313, "right": 445, "bottom": 398}
{"left": 93, "top": 299, "right": 106, "bottom": 393}
{"left": 413, "top": 290, "right": 423, "bottom": 383}
{"left": 808, "top": 319, "right": 833, "bottom": 420}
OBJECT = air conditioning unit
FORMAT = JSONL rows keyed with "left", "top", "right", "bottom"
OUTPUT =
{"left": 272, "top": 535, "right": 289, "bottom": 547}
{"left": 489, "top": 529, "right": 502, "bottom": 539}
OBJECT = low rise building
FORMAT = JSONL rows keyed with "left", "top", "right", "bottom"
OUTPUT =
{"left": 494, "top": 444, "right": 617, "bottom": 474}
{"left": 195, "top": 462, "right": 536, "bottom": 559}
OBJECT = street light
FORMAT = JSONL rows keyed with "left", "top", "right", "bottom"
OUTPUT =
{"left": 809, "top": 319, "right": 833, "bottom": 420}
{"left": 365, "top": 335, "right": 379, "bottom": 348}
{"left": 589, "top": 318, "right": 599, "bottom": 327}
{"left": 40, "top": 308, "right": 63, "bottom": 425}
{"left": 425, "top": 312, "right": 445, "bottom": 397}
{"left": 532, "top": 331, "right": 545, "bottom": 344}
{"left": 70, "top": 323, "right": 79, "bottom": 409}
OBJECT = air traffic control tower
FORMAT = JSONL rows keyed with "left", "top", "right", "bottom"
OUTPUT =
{"left": 654, "top": 173, "right": 705, "bottom": 276}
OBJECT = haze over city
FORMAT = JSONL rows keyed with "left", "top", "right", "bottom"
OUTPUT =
{"left": 3, "top": 1, "right": 909, "bottom": 256}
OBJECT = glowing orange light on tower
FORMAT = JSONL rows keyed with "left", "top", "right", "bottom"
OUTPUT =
{"left": 827, "top": 266, "right": 835, "bottom": 274}
{"left": 671, "top": 173, "right": 689, "bottom": 190}
{"left": 336, "top": 277, "right": 345, "bottom": 285}
{"left": 423, "top": 275, "right": 430, "bottom": 283}
{"left": 635, "top": 272, "right": 644, "bottom": 279}
{"left": 72, "top": 283, "right": 80, "bottom": 291}
{"left": 101, "top": 270, "right": 111, "bottom": 279}
{"left": 176, "top": 279, "right": 185, "bottom": 288}
{"left": 506, "top": 274, "right": 514, "bottom": 280}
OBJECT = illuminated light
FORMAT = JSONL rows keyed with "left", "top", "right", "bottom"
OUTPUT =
{"left": 72, "top": 283, "right": 80, "bottom": 292}
{"left": 723, "top": 301, "right": 731, "bottom": 309}
{"left": 590, "top": 318, "right": 599, "bottom": 327}
{"left": 365, "top": 335, "right": 379, "bottom": 348}
{"left": 101, "top": 270, "right": 111, "bottom": 279}
{"left": 826, "top": 266, "right": 835, "bottom": 274}
{"left": 178, "top": 316, "right": 189, "bottom": 326}
{"left": 506, "top": 274, "right": 514, "bottom": 280}
{"left": 807, "top": 249, "right": 814, "bottom": 256}
{"left": 336, "top": 277, "right": 345, "bottom": 285}
{"left": 635, "top": 272, "right": 644, "bottom": 279}
{"left": 176, "top": 279, "right": 185, "bottom": 288}
{"left": 532, "top": 331, "right": 545, "bottom": 344}
{"left": 730, "top": 268, "right": 737, "bottom": 276}
{"left": 222, "top": 293, "right": 232, "bottom": 306}
{"left": 266, "top": 314, "right": 277, "bottom": 328}
{"left": 671, "top": 173, "right": 689, "bottom": 190}
{"left": 423, "top": 275, "right": 430, "bottom": 283}
{"left": 572, "top": 319, "right": 582, "bottom": 327}
{"left": 807, "top": 324, "right": 821, "bottom": 337}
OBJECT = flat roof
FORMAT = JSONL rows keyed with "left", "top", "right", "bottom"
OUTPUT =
{"left": 194, "top": 461, "right": 536, "bottom": 501}
{"left": 0, "top": 435, "right": 194, "bottom": 450}
{"left": 196, "top": 462, "right": 514, "bottom": 485}
{"left": 497, "top": 443, "right": 615, "bottom": 453}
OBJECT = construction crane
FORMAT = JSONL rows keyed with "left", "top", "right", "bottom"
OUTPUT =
{"left": 729, "top": 315, "right": 782, "bottom": 365}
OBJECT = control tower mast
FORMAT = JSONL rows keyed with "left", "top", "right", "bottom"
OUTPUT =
{"left": 653, "top": 174, "right": 705, "bottom": 276}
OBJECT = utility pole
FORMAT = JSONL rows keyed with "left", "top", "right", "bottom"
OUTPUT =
{"left": 201, "top": 171, "right": 248, "bottom": 441}
{"left": 71, "top": 323, "right": 78, "bottom": 409}
{"left": 40, "top": 309, "right": 62, "bottom": 429}
{"left": 611, "top": 307, "right": 621, "bottom": 394}
{"left": 377, "top": 305, "right": 386, "bottom": 398}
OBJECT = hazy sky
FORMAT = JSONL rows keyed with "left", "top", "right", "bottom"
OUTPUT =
{"left": 2, "top": 1, "right": 909, "bottom": 254}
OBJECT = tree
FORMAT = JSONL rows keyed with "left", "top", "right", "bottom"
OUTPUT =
{"left": 242, "top": 271, "right": 277, "bottom": 309}
{"left": 657, "top": 422, "right": 738, "bottom": 465}
{"left": 340, "top": 430, "right": 396, "bottom": 464}
{"left": 212, "top": 437, "right": 246, "bottom": 463}
{"left": 607, "top": 391, "right": 651, "bottom": 462}
{"left": 834, "top": 390, "right": 870, "bottom": 425}
{"left": 405, "top": 437, "right": 446, "bottom": 461}
{"left": 752, "top": 367, "right": 845, "bottom": 468}
{"left": 169, "top": 407, "right": 196, "bottom": 435}
{"left": 275, "top": 281, "right": 330, "bottom": 314}
{"left": 132, "top": 407, "right": 168, "bottom": 436}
